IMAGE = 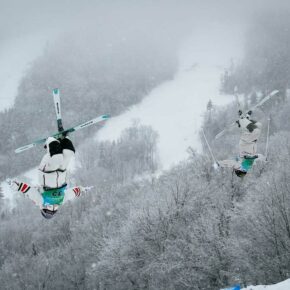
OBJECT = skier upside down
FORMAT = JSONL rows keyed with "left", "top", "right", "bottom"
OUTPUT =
{"left": 218, "top": 110, "right": 266, "bottom": 177}
{"left": 9, "top": 136, "right": 90, "bottom": 219}
{"left": 7, "top": 89, "right": 110, "bottom": 219}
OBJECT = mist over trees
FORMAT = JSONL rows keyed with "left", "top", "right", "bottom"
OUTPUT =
{"left": 3, "top": 98, "right": 290, "bottom": 289}
{"left": 222, "top": 11, "right": 290, "bottom": 97}
{"left": 0, "top": 5, "right": 185, "bottom": 179}
{"left": 2, "top": 1, "right": 290, "bottom": 290}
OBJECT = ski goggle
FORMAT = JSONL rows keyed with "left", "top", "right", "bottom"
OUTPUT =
{"left": 41, "top": 208, "right": 57, "bottom": 219}
{"left": 42, "top": 204, "right": 59, "bottom": 211}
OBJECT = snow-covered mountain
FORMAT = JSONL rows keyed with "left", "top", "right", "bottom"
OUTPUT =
{"left": 96, "top": 64, "right": 229, "bottom": 169}
{"left": 3, "top": 2, "right": 290, "bottom": 290}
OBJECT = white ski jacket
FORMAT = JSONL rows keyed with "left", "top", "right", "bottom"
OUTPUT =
{"left": 238, "top": 118, "right": 262, "bottom": 157}
{"left": 38, "top": 137, "right": 74, "bottom": 188}
{"left": 218, "top": 117, "right": 265, "bottom": 171}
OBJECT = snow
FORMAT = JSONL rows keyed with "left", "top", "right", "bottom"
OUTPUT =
{"left": 97, "top": 65, "right": 230, "bottom": 169}
{"left": 96, "top": 24, "right": 243, "bottom": 170}
{"left": 1, "top": 180, "right": 15, "bottom": 209}
{"left": 241, "top": 279, "right": 290, "bottom": 290}
{"left": 1, "top": 167, "right": 38, "bottom": 208}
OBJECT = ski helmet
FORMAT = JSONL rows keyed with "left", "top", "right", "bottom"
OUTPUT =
{"left": 234, "top": 169, "right": 247, "bottom": 178}
{"left": 41, "top": 208, "right": 57, "bottom": 219}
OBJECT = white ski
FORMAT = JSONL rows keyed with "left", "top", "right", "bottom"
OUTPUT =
{"left": 53, "top": 88, "right": 64, "bottom": 132}
{"left": 215, "top": 90, "right": 279, "bottom": 139}
{"left": 15, "top": 88, "right": 110, "bottom": 153}
{"left": 15, "top": 114, "right": 110, "bottom": 153}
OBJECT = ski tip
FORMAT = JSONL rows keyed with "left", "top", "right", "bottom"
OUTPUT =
{"left": 215, "top": 132, "right": 223, "bottom": 140}
{"left": 270, "top": 90, "right": 279, "bottom": 96}
{"left": 15, "top": 146, "right": 25, "bottom": 153}
{"left": 102, "top": 114, "right": 111, "bottom": 119}
{"left": 15, "top": 147, "right": 28, "bottom": 154}
{"left": 15, "top": 142, "right": 38, "bottom": 153}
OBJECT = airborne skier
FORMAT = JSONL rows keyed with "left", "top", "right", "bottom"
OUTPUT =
{"left": 9, "top": 136, "right": 90, "bottom": 219}
{"left": 210, "top": 90, "right": 279, "bottom": 178}
{"left": 8, "top": 88, "right": 107, "bottom": 219}
{"left": 218, "top": 110, "right": 266, "bottom": 177}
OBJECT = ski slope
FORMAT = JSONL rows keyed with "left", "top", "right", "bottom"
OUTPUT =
{"left": 241, "top": 279, "right": 290, "bottom": 290}
{"left": 96, "top": 25, "right": 243, "bottom": 170}
{"left": 96, "top": 64, "right": 230, "bottom": 169}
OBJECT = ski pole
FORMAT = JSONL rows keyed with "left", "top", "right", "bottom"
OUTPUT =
{"left": 201, "top": 128, "right": 219, "bottom": 166}
{"left": 234, "top": 86, "right": 242, "bottom": 111}
{"left": 265, "top": 117, "right": 271, "bottom": 161}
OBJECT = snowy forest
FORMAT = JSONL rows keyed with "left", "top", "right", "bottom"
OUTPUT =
{"left": 1, "top": 1, "right": 290, "bottom": 290}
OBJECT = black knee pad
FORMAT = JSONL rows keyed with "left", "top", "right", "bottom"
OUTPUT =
{"left": 49, "top": 140, "right": 63, "bottom": 157}
{"left": 60, "top": 138, "right": 75, "bottom": 153}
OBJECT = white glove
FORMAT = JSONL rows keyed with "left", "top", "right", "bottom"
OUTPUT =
{"left": 81, "top": 186, "right": 94, "bottom": 193}
{"left": 256, "top": 154, "right": 267, "bottom": 162}
{"left": 213, "top": 163, "right": 220, "bottom": 170}
{"left": 7, "top": 179, "right": 20, "bottom": 191}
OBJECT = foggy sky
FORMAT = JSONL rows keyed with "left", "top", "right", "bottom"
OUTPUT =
{"left": 1, "top": 0, "right": 290, "bottom": 44}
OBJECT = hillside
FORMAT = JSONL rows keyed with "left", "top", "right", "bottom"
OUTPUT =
{"left": 2, "top": 2, "right": 290, "bottom": 290}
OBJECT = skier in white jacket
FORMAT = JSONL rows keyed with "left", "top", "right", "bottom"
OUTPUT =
{"left": 218, "top": 111, "right": 266, "bottom": 177}
{"left": 9, "top": 136, "right": 90, "bottom": 219}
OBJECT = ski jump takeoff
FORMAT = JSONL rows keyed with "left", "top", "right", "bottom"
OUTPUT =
{"left": 8, "top": 89, "right": 110, "bottom": 219}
